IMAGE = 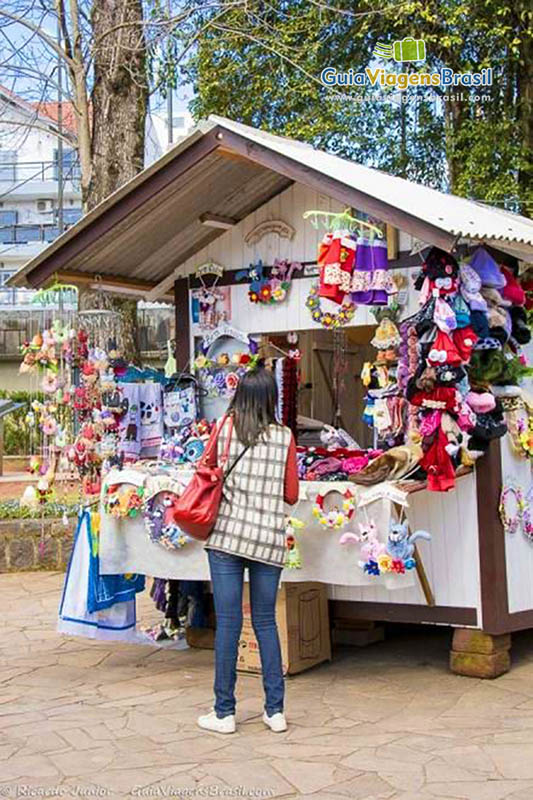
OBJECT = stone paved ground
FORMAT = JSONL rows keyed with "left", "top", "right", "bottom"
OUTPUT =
{"left": 2, "top": 573, "right": 533, "bottom": 800}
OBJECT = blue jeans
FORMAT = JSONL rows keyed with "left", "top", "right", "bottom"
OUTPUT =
{"left": 207, "top": 549, "right": 284, "bottom": 719}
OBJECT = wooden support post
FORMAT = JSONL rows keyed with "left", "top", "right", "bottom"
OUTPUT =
{"left": 392, "top": 501, "right": 435, "bottom": 607}
{"left": 413, "top": 543, "right": 435, "bottom": 607}
{"left": 0, "top": 418, "right": 4, "bottom": 477}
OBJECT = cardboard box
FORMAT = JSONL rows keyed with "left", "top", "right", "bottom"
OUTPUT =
{"left": 238, "top": 582, "right": 331, "bottom": 676}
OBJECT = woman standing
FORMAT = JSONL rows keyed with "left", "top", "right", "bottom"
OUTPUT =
{"left": 198, "top": 368, "right": 299, "bottom": 734}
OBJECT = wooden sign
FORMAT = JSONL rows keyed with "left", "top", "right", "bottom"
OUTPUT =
{"left": 202, "top": 321, "right": 251, "bottom": 351}
{"left": 245, "top": 220, "right": 295, "bottom": 247}
{"left": 357, "top": 483, "right": 409, "bottom": 508}
{"left": 195, "top": 260, "right": 225, "bottom": 278}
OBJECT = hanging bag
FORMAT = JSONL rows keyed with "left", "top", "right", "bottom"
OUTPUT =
{"left": 171, "top": 415, "right": 248, "bottom": 541}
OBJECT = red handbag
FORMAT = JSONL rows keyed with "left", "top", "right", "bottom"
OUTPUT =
{"left": 171, "top": 416, "right": 246, "bottom": 541}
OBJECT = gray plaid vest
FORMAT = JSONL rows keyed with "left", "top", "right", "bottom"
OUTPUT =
{"left": 205, "top": 421, "right": 292, "bottom": 567}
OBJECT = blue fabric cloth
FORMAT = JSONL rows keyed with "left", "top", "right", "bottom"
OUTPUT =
{"left": 82, "top": 511, "right": 145, "bottom": 613}
{"left": 207, "top": 549, "right": 284, "bottom": 718}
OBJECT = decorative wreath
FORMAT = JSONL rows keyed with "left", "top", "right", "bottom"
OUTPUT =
{"left": 312, "top": 489, "right": 355, "bottom": 529}
{"left": 144, "top": 490, "right": 190, "bottom": 550}
{"left": 306, "top": 282, "right": 356, "bottom": 329}
{"left": 498, "top": 484, "right": 525, "bottom": 535}
{"left": 104, "top": 484, "right": 144, "bottom": 518}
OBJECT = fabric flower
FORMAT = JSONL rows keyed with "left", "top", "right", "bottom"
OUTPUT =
{"left": 364, "top": 560, "right": 380, "bottom": 576}
{"left": 404, "top": 557, "right": 416, "bottom": 570}
{"left": 226, "top": 372, "right": 240, "bottom": 393}
{"left": 213, "top": 371, "right": 227, "bottom": 393}
{"left": 249, "top": 290, "right": 260, "bottom": 303}
{"left": 194, "top": 355, "right": 208, "bottom": 369}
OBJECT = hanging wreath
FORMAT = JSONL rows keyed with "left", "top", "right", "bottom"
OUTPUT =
{"left": 498, "top": 484, "right": 525, "bottom": 535}
{"left": 312, "top": 489, "right": 356, "bottom": 529}
{"left": 144, "top": 491, "right": 190, "bottom": 550}
{"left": 306, "top": 282, "right": 356, "bottom": 329}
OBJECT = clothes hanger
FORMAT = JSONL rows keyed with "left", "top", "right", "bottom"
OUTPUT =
{"left": 303, "top": 208, "right": 384, "bottom": 238}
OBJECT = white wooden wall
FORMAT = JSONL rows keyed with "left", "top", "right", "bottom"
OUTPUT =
{"left": 328, "top": 472, "right": 481, "bottom": 610}
{"left": 182, "top": 181, "right": 419, "bottom": 335}
{"left": 183, "top": 180, "right": 484, "bottom": 617}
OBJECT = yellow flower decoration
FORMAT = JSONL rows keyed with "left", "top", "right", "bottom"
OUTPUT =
{"left": 377, "top": 554, "right": 393, "bottom": 573}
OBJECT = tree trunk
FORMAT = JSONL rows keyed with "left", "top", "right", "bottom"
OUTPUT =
{"left": 88, "top": 0, "right": 148, "bottom": 210}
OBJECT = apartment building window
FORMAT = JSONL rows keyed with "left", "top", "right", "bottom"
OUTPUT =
{"left": 0, "top": 210, "right": 17, "bottom": 225}
{"left": 53, "top": 147, "right": 81, "bottom": 180}
{"left": 0, "top": 151, "right": 17, "bottom": 181}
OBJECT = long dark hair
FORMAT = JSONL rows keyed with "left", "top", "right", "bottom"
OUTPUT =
{"left": 228, "top": 367, "right": 278, "bottom": 447}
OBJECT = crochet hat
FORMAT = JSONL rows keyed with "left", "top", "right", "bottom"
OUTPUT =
{"left": 453, "top": 326, "right": 478, "bottom": 363}
{"left": 509, "top": 305, "right": 531, "bottom": 345}
{"left": 435, "top": 365, "right": 467, "bottom": 385}
{"left": 470, "top": 247, "right": 506, "bottom": 289}
{"left": 501, "top": 266, "right": 526, "bottom": 306}
{"left": 470, "top": 309, "right": 490, "bottom": 338}
{"left": 451, "top": 295, "right": 471, "bottom": 328}
{"left": 434, "top": 297, "right": 457, "bottom": 334}
{"left": 423, "top": 247, "right": 459, "bottom": 280}
{"left": 466, "top": 391, "right": 496, "bottom": 414}
{"left": 427, "top": 330, "right": 462, "bottom": 366}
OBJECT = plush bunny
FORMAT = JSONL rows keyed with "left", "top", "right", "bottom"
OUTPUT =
{"left": 339, "top": 521, "right": 385, "bottom": 566}
{"left": 386, "top": 521, "right": 431, "bottom": 561}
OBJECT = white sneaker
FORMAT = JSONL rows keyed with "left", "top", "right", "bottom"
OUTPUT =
{"left": 197, "top": 709, "right": 236, "bottom": 734}
{"left": 263, "top": 711, "right": 287, "bottom": 732}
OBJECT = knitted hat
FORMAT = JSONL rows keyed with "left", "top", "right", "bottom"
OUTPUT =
{"left": 424, "top": 247, "right": 459, "bottom": 280}
{"left": 466, "top": 391, "right": 496, "bottom": 414}
{"left": 501, "top": 266, "right": 526, "bottom": 306}
{"left": 453, "top": 326, "right": 478, "bottom": 363}
{"left": 509, "top": 306, "right": 531, "bottom": 345}
{"left": 470, "top": 247, "right": 506, "bottom": 289}
{"left": 470, "top": 309, "right": 490, "bottom": 338}
{"left": 427, "top": 330, "right": 462, "bottom": 366}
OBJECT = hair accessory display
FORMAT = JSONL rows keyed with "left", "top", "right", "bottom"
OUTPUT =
{"left": 312, "top": 488, "right": 355, "bottom": 529}
{"left": 306, "top": 282, "right": 356, "bottom": 329}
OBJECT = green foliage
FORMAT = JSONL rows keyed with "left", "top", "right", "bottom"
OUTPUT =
{"left": 0, "top": 500, "right": 78, "bottom": 520}
{"left": 0, "top": 390, "right": 41, "bottom": 457}
{"left": 178, "top": 0, "right": 533, "bottom": 212}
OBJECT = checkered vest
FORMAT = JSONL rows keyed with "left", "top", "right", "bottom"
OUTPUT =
{"left": 205, "top": 420, "right": 292, "bottom": 567}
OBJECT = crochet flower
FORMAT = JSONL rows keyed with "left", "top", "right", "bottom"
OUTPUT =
{"left": 272, "top": 285, "right": 287, "bottom": 303}
{"left": 239, "top": 353, "right": 251, "bottom": 366}
{"left": 194, "top": 355, "right": 208, "bottom": 369}
{"left": 404, "top": 557, "right": 416, "bottom": 570}
{"left": 42, "top": 416, "right": 57, "bottom": 436}
{"left": 377, "top": 554, "right": 393, "bottom": 573}
{"left": 260, "top": 284, "right": 272, "bottom": 303}
{"left": 391, "top": 559, "right": 406, "bottom": 574}
{"left": 41, "top": 373, "right": 58, "bottom": 394}
{"left": 364, "top": 560, "right": 380, "bottom": 576}
{"left": 249, "top": 290, "right": 260, "bottom": 303}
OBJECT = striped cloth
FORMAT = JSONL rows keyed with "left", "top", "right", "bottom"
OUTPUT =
{"left": 205, "top": 420, "right": 292, "bottom": 567}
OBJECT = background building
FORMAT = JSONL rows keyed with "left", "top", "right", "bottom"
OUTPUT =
{"left": 0, "top": 87, "right": 189, "bottom": 388}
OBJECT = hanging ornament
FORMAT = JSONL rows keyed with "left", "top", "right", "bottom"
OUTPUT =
{"left": 312, "top": 489, "right": 356, "bottom": 529}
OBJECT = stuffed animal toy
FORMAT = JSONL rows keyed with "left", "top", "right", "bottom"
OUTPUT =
{"left": 339, "top": 521, "right": 385, "bottom": 560}
{"left": 386, "top": 520, "right": 431, "bottom": 561}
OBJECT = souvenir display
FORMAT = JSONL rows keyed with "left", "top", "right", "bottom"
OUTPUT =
{"left": 340, "top": 519, "right": 431, "bottom": 577}
{"left": 284, "top": 517, "right": 304, "bottom": 569}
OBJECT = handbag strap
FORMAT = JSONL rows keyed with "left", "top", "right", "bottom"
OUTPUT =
{"left": 224, "top": 444, "right": 250, "bottom": 481}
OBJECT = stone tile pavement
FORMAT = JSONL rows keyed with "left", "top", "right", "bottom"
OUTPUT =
{"left": 2, "top": 572, "right": 533, "bottom": 799}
